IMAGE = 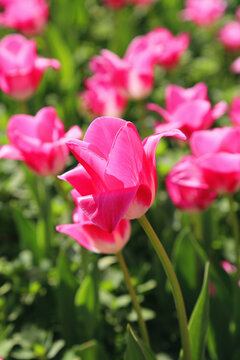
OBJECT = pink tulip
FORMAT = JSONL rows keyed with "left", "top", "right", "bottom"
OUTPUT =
{"left": 59, "top": 116, "right": 186, "bottom": 232}
{"left": 218, "top": 21, "right": 240, "bottom": 51}
{"left": 181, "top": 0, "right": 226, "bottom": 27}
{"left": 166, "top": 155, "right": 217, "bottom": 212}
{"left": 57, "top": 190, "right": 131, "bottom": 253}
{"left": 190, "top": 127, "right": 240, "bottom": 194}
{"left": 230, "top": 97, "right": 240, "bottom": 126}
{"left": 141, "top": 28, "right": 190, "bottom": 70}
{"left": 0, "top": 107, "right": 82, "bottom": 176}
{"left": 0, "top": 0, "right": 49, "bottom": 36}
{"left": 0, "top": 34, "right": 61, "bottom": 100}
{"left": 90, "top": 48, "right": 154, "bottom": 100}
{"left": 147, "top": 84, "right": 227, "bottom": 138}
{"left": 81, "top": 75, "right": 127, "bottom": 117}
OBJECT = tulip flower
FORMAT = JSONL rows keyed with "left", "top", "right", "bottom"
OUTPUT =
{"left": 218, "top": 21, "right": 240, "bottom": 51}
{"left": 230, "top": 97, "right": 240, "bottom": 126}
{"left": 0, "top": 0, "right": 49, "bottom": 36}
{"left": 190, "top": 127, "right": 240, "bottom": 194}
{"left": 231, "top": 57, "right": 240, "bottom": 73}
{"left": 148, "top": 84, "right": 227, "bottom": 138}
{"left": 181, "top": 0, "right": 226, "bottom": 27}
{"left": 166, "top": 155, "right": 217, "bottom": 212}
{"left": 0, "top": 107, "right": 82, "bottom": 176}
{"left": 0, "top": 34, "right": 61, "bottom": 100}
{"left": 57, "top": 190, "right": 131, "bottom": 253}
{"left": 81, "top": 75, "right": 128, "bottom": 117}
{"left": 59, "top": 116, "right": 186, "bottom": 232}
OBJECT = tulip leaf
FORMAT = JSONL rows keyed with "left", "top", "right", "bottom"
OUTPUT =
{"left": 125, "top": 324, "right": 156, "bottom": 360}
{"left": 181, "top": 262, "right": 210, "bottom": 360}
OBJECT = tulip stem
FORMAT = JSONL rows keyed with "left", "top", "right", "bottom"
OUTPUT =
{"left": 116, "top": 251, "right": 150, "bottom": 348}
{"left": 228, "top": 194, "right": 240, "bottom": 276}
{"left": 138, "top": 215, "right": 192, "bottom": 360}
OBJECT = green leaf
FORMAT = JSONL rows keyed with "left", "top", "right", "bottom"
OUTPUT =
{"left": 187, "top": 262, "right": 210, "bottom": 360}
{"left": 125, "top": 324, "right": 156, "bottom": 360}
{"left": 73, "top": 340, "right": 98, "bottom": 360}
{"left": 47, "top": 339, "right": 65, "bottom": 359}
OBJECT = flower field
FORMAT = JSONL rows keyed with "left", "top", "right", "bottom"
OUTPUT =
{"left": 1, "top": 0, "right": 240, "bottom": 359}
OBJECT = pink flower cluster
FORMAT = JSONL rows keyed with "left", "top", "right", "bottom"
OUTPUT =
{"left": 181, "top": 0, "right": 227, "bottom": 27}
{"left": 81, "top": 28, "right": 190, "bottom": 117}
{"left": 0, "top": 0, "right": 49, "bottom": 35}
{"left": 0, "top": 34, "right": 61, "bottom": 100}
{"left": 165, "top": 90, "right": 240, "bottom": 212}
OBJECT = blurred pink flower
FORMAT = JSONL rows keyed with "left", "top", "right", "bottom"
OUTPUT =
{"left": 190, "top": 127, "right": 240, "bottom": 194}
{"left": 231, "top": 57, "right": 240, "bottom": 73}
{"left": 218, "top": 21, "right": 240, "bottom": 51}
{"left": 230, "top": 97, "right": 240, "bottom": 126}
{"left": 59, "top": 116, "right": 186, "bottom": 232}
{"left": 0, "top": 34, "right": 61, "bottom": 100}
{"left": 221, "top": 261, "right": 240, "bottom": 286}
{"left": 0, "top": 107, "right": 82, "bottom": 176}
{"left": 87, "top": 29, "right": 189, "bottom": 102}
{"left": 57, "top": 190, "right": 131, "bottom": 253}
{"left": 81, "top": 75, "right": 127, "bottom": 117}
{"left": 102, "top": 0, "right": 154, "bottom": 9}
{"left": 147, "top": 83, "right": 227, "bottom": 138}
{"left": 0, "top": 0, "right": 49, "bottom": 36}
{"left": 181, "top": 0, "right": 226, "bottom": 27}
{"left": 166, "top": 155, "right": 217, "bottom": 212}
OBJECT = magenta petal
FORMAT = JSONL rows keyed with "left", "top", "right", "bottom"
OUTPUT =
{"left": 105, "top": 122, "right": 143, "bottom": 188}
{"left": 231, "top": 57, "right": 240, "bottom": 73}
{"left": 59, "top": 165, "right": 100, "bottom": 196}
{"left": 35, "top": 57, "right": 61, "bottom": 71}
{"left": 211, "top": 101, "right": 228, "bottom": 119}
{"left": 78, "top": 186, "right": 138, "bottom": 232}
{"left": 143, "top": 129, "right": 186, "bottom": 167}
{"left": 66, "top": 139, "right": 107, "bottom": 190}
{"left": 147, "top": 103, "right": 173, "bottom": 123}
{"left": 84, "top": 116, "right": 127, "bottom": 159}
{"left": 0, "top": 144, "right": 24, "bottom": 160}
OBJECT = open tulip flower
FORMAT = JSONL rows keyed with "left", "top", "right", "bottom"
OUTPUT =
{"left": 59, "top": 116, "right": 186, "bottom": 233}
{"left": 190, "top": 127, "right": 240, "bottom": 194}
{"left": 0, "top": 34, "right": 61, "bottom": 100}
{"left": 166, "top": 155, "right": 217, "bottom": 212}
{"left": 0, "top": 107, "right": 82, "bottom": 176}
{"left": 148, "top": 83, "right": 227, "bottom": 138}
{"left": 0, "top": 0, "right": 49, "bottom": 36}
{"left": 57, "top": 190, "right": 131, "bottom": 254}
{"left": 181, "top": 0, "right": 227, "bottom": 27}
{"left": 219, "top": 21, "right": 240, "bottom": 52}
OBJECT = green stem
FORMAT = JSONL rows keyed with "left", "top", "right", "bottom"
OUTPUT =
{"left": 138, "top": 215, "right": 192, "bottom": 360}
{"left": 116, "top": 251, "right": 150, "bottom": 347}
{"left": 228, "top": 194, "right": 240, "bottom": 277}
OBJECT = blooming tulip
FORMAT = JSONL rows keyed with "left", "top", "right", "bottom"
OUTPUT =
{"left": 59, "top": 116, "right": 186, "bottom": 232}
{"left": 0, "top": 34, "right": 61, "bottom": 100}
{"left": 81, "top": 75, "right": 127, "bottom": 117}
{"left": 230, "top": 97, "right": 240, "bottom": 126}
{"left": 0, "top": 0, "right": 49, "bottom": 36}
{"left": 57, "top": 190, "right": 131, "bottom": 253}
{"left": 218, "top": 21, "right": 240, "bottom": 51}
{"left": 0, "top": 107, "right": 82, "bottom": 176}
{"left": 190, "top": 127, "right": 240, "bottom": 194}
{"left": 166, "top": 155, "right": 217, "bottom": 212}
{"left": 181, "top": 0, "right": 226, "bottom": 27}
{"left": 231, "top": 57, "right": 240, "bottom": 73}
{"left": 147, "top": 84, "right": 227, "bottom": 138}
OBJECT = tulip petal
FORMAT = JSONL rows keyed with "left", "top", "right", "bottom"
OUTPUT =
{"left": 0, "top": 144, "right": 24, "bottom": 160}
{"left": 211, "top": 101, "right": 228, "bottom": 119}
{"left": 78, "top": 186, "right": 139, "bottom": 232}
{"left": 64, "top": 125, "right": 83, "bottom": 140}
{"left": 67, "top": 139, "right": 107, "bottom": 190}
{"left": 105, "top": 122, "right": 143, "bottom": 188}
{"left": 147, "top": 103, "right": 173, "bottom": 123}
{"left": 35, "top": 57, "right": 61, "bottom": 71}
{"left": 84, "top": 116, "right": 127, "bottom": 159}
